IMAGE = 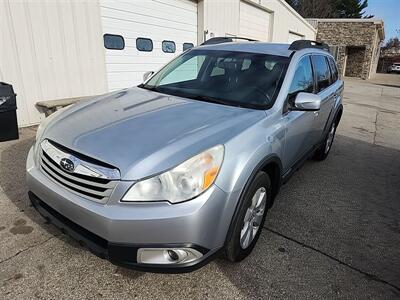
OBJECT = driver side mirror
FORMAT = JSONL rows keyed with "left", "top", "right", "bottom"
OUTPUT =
{"left": 143, "top": 71, "right": 154, "bottom": 82}
{"left": 292, "top": 92, "right": 321, "bottom": 111}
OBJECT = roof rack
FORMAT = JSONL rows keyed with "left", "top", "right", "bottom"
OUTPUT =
{"left": 289, "top": 40, "right": 330, "bottom": 52}
{"left": 201, "top": 36, "right": 258, "bottom": 46}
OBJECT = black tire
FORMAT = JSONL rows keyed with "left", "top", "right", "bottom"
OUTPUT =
{"left": 313, "top": 120, "right": 337, "bottom": 161}
{"left": 225, "top": 171, "right": 272, "bottom": 262}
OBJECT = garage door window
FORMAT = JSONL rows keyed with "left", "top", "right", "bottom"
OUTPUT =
{"left": 136, "top": 38, "right": 153, "bottom": 52}
{"left": 104, "top": 34, "right": 125, "bottom": 50}
{"left": 183, "top": 43, "right": 194, "bottom": 51}
{"left": 162, "top": 41, "right": 176, "bottom": 53}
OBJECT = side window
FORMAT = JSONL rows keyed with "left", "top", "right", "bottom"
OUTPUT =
{"left": 162, "top": 41, "right": 176, "bottom": 53}
{"left": 328, "top": 57, "right": 338, "bottom": 82}
{"left": 103, "top": 34, "right": 124, "bottom": 50}
{"left": 312, "top": 55, "right": 331, "bottom": 92}
{"left": 183, "top": 43, "right": 194, "bottom": 51}
{"left": 288, "top": 56, "right": 314, "bottom": 100}
{"left": 136, "top": 38, "right": 153, "bottom": 52}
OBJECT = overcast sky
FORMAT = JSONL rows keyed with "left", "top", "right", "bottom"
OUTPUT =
{"left": 366, "top": 0, "right": 399, "bottom": 41}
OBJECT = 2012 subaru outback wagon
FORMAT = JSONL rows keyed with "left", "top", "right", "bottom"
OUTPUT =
{"left": 27, "top": 38, "right": 343, "bottom": 273}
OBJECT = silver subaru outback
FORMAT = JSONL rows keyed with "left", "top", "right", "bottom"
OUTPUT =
{"left": 26, "top": 39, "right": 343, "bottom": 272}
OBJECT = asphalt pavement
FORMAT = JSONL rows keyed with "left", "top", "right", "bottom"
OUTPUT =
{"left": 0, "top": 74, "right": 399, "bottom": 299}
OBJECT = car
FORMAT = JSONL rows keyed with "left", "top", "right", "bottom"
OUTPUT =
{"left": 26, "top": 38, "right": 343, "bottom": 273}
{"left": 388, "top": 63, "right": 400, "bottom": 73}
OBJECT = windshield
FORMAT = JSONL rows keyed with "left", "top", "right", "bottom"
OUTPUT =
{"left": 140, "top": 49, "right": 290, "bottom": 109}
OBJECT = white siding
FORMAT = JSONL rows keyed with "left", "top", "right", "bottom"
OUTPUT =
{"left": 0, "top": 0, "right": 108, "bottom": 127}
{"left": 239, "top": 1, "right": 271, "bottom": 41}
{"left": 100, "top": 0, "right": 198, "bottom": 91}
{"left": 288, "top": 31, "right": 305, "bottom": 43}
{"left": 199, "top": 0, "right": 315, "bottom": 43}
{"left": 258, "top": 0, "right": 316, "bottom": 42}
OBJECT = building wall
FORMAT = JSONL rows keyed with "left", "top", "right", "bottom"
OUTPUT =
{"left": 258, "top": 0, "right": 315, "bottom": 42}
{"left": 0, "top": 0, "right": 108, "bottom": 127}
{"left": 315, "top": 21, "right": 381, "bottom": 79}
{"left": 198, "top": 0, "right": 315, "bottom": 43}
{"left": 2, "top": 0, "right": 315, "bottom": 127}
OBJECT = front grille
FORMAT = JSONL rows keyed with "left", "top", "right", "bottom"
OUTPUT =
{"left": 39, "top": 141, "right": 119, "bottom": 203}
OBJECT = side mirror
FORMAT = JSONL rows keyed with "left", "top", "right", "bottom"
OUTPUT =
{"left": 292, "top": 92, "right": 321, "bottom": 111}
{"left": 143, "top": 71, "right": 154, "bottom": 82}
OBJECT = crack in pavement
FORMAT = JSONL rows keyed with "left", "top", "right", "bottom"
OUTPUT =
{"left": 0, "top": 235, "right": 59, "bottom": 266}
{"left": 373, "top": 111, "right": 379, "bottom": 145}
{"left": 264, "top": 227, "right": 400, "bottom": 292}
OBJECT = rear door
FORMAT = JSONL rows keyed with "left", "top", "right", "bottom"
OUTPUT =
{"left": 311, "top": 55, "right": 336, "bottom": 144}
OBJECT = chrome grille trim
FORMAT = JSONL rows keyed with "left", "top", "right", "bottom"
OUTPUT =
{"left": 39, "top": 139, "right": 120, "bottom": 203}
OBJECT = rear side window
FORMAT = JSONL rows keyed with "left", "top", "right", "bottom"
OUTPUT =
{"left": 162, "top": 41, "right": 176, "bottom": 53}
{"left": 103, "top": 34, "right": 124, "bottom": 50}
{"left": 136, "top": 38, "right": 153, "bottom": 52}
{"left": 183, "top": 43, "right": 194, "bottom": 51}
{"left": 312, "top": 55, "right": 331, "bottom": 92}
{"left": 328, "top": 57, "right": 339, "bottom": 82}
{"left": 288, "top": 56, "right": 314, "bottom": 99}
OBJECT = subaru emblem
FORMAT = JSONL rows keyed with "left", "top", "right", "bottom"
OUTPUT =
{"left": 60, "top": 158, "right": 75, "bottom": 172}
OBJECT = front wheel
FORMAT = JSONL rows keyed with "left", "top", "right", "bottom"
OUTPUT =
{"left": 313, "top": 121, "right": 337, "bottom": 161}
{"left": 225, "top": 172, "right": 271, "bottom": 262}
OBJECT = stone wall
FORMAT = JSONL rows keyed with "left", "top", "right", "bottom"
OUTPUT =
{"left": 316, "top": 21, "right": 379, "bottom": 79}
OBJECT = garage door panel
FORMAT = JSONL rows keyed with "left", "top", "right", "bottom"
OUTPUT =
{"left": 100, "top": 0, "right": 197, "bottom": 91}
{"left": 101, "top": 2, "right": 196, "bottom": 25}
{"left": 101, "top": 7, "right": 197, "bottom": 33}
{"left": 239, "top": 1, "right": 270, "bottom": 41}
{"left": 102, "top": 21, "right": 196, "bottom": 42}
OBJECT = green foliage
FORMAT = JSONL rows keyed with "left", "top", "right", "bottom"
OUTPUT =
{"left": 285, "top": 0, "right": 374, "bottom": 18}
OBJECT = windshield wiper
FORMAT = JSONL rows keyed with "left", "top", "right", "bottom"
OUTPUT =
{"left": 139, "top": 84, "right": 163, "bottom": 93}
{"left": 187, "top": 94, "right": 242, "bottom": 108}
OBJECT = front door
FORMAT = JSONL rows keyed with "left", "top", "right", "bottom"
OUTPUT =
{"left": 282, "top": 55, "right": 316, "bottom": 172}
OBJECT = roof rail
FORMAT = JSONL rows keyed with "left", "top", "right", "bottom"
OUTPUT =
{"left": 289, "top": 40, "right": 330, "bottom": 52}
{"left": 201, "top": 36, "right": 258, "bottom": 46}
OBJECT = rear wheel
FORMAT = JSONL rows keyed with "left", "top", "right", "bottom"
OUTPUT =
{"left": 225, "top": 172, "right": 271, "bottom": 262}
{"left": 313, "top": 121, "right": 337, "bottom": 161}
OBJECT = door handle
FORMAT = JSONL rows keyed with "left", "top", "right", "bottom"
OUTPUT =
{"left": 313, "top": 111, "right": 319, "bottom": 116}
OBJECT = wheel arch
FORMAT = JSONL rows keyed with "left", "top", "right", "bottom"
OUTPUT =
{"left": 224, "top": 155, "right": 283, "bottom": 246}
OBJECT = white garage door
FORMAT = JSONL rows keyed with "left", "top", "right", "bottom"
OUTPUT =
{"left": 100, "top": 0, "right": 197, "bottom": 91}
{"left": 288, "top": 31, "right": 305, "bottom": 43}
{"left": 239, "top": 1, "right": 271, "bottom": 41}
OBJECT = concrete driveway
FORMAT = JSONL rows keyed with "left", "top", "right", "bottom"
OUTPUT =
{"left": 1, "top": 75, "right": 399, "bottom": 299}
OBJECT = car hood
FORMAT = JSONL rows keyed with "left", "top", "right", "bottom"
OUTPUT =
{"left": 43, "top": 87, "right": 265, "bottom": 180}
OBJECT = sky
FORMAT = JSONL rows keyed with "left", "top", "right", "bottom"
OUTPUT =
{"left": 365, "top": 0, "right": 399, "bottom": 42}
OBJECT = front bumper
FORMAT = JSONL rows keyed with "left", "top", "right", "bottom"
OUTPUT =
{"left": 26, "top": 147, "right": 235, "bottom": 272}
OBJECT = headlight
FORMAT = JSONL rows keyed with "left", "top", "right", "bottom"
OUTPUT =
{"left": 122, "top": 145, "right": 224, "bottom": 203}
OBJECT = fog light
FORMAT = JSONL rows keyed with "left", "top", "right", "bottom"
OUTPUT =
{"left": 167, "top": 250, "right": 179, "bottom": 261}
{"left": 137, "top": 248, "right": 203, "bottom": 264}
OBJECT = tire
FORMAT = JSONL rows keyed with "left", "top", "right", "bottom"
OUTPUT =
{"left": 313, "top": 120, "right": 337, "bottom": 161}
{"left": 225, "top": 171, "right": 272, "bottom": 262}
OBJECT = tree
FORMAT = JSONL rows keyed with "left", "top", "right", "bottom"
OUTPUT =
{"left": 286, "top": 0, "right": 336, "bottom": 18}
{"left": 336, "top": 0, "right": 373, "bottom": 18}
{"left": 382, "top": 37, "right": 400, "bottom": 50}
{"left": 285, "top": 0, "right": 374, "bottom": 18}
